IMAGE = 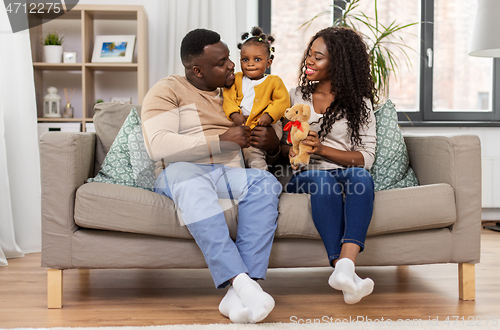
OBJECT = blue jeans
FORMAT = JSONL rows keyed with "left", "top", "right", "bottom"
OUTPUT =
{"left": 285, "top": 167, "right": 374, "bottom": 267}
{"left": 154, "top": 163, "right": 282, "bottom": 288}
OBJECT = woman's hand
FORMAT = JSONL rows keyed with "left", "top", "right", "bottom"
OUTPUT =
{"left": 302, "top": 131, "right": 323, "bottom": 156}
{"left": 300, "top": 131, "right": 366, "bottom": 167}
{"left": 288, "top": 145, "right": 296, "bottom": 159}
{"left": 288, "top": 145, "right": 299, "bottom": 170}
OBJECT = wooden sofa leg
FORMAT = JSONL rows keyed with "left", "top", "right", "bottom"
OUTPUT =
{"left": 47, "top": 269, "right": 63, "bottom": 308}
{"left": 458, "top": 263, "right": 475, "bottom": 301}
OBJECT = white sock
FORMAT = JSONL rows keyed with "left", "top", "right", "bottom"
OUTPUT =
{"left": 218, "top": 286, "right": 253, "bottom": 323}
{"left": 342, "top": 274, "right": 374, "bottom": 304}
{"left": 232, "top": 273, "right": 275, "bottom": 323}
{"left": 328, "top": 258, "right": 357, "bottom": 294}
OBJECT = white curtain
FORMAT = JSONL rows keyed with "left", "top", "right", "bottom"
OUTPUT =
{"left": 0, "top": 6, "right": 42, "bottom": 266}
{"left": 152, "top": 0, "right": 258, "bottom": 81}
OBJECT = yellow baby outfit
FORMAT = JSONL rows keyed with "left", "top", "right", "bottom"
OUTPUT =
{"left": 223, "top": 72, "right": 290, "bottom": 129}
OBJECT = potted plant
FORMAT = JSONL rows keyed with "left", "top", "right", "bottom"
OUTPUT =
{"left": 42, "top": 32, "right": 64, "bottom": 63}
{"left": 301, "top": 0, "right": 418, "bottom": 102}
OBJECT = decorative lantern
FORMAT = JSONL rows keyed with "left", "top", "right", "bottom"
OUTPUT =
{"left": 43, "top": 87, "right": 62, "bottom": 118}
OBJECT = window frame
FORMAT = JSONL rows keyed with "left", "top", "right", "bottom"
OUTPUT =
{"left": 263, "top": 0, "right": 500, "bottom": 126}
{"left": 398, "top": 0, "right": 500, "bottom": 125}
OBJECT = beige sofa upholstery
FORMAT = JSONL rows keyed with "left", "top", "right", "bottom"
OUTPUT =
{"left": 40, "top": 104, "right": 482, "bottom": 308}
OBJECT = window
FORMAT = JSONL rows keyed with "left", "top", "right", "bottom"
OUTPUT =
{"left": 418, "top": 0, "right": 500, "bottom": 122}
{"left": 352, "top": 0, "right": 420, "bottom": 113}
{"left": 267, "top": 0, "right": 333, "bottom": 91}
{"left": 264, "top": 0, "right": 500, "bottom": 124}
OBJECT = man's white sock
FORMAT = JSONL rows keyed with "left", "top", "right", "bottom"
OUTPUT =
{"left": 342, "top": 274, "right": 374, "bottom": 304}
{"left": 232, "top": 273, "right": 275, "bottom": 323}
{"left": 328, "top": 258, "right": 357, "bottom": 294}
{"left": 218, "top": 286, "right": 253, "bottom": 323}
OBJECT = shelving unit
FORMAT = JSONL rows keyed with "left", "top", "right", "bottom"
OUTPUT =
{"left": 29, "top": 5, "right": 148, "bottom": 131}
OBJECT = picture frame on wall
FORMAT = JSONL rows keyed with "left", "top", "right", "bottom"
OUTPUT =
{"left": 91, "top": 35, "right": 136, "bottom": 63}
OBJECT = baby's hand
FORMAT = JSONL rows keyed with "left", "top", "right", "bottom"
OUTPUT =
{"left": 230, "top": 112, "right": 246, "bottom": 126}
{"left": 257, "top": 113, "right": 273, "bottom": 127}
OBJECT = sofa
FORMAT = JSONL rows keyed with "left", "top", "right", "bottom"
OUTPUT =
{"left": 40, "top": 103, "right": 482, "bottom": 308}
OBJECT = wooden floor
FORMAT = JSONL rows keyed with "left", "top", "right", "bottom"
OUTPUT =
{"left": 0, "top": 228, "right": 499, "bottom": 328}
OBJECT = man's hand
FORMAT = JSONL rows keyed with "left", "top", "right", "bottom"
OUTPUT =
{"left": 219, "top": 125, "right": 251, "bottom": 150}
{"left": 230, "top": 112, "right": 247, "bottom": 126}
{"left": 250, "top": 126, "right": 280, "bottom": 155}
{"left": 257, "top": 113, "right": 273, "bottom": 127}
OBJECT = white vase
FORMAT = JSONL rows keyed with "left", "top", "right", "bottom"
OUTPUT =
{"left": 44, "top": 45, "right": 63, "bottom": 63}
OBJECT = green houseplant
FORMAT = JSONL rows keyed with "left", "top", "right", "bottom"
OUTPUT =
{"left": 42, "top": 31, "right": 64, "bottom": 46}
{"left": 302, "top": 0, "right": 418, "bottom": 102}
{"left": 42, "top": 32, "right": 64, "bottom": 63}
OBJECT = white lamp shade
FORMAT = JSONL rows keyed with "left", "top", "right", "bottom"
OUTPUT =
{"left": 469, "top": 0, "right": 500, "bottom": 57}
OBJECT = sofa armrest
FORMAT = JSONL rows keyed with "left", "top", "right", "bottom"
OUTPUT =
{"left": 40, "top": 132, "right": 96, "bottom": 269}
{"left": 404, "top": 135, "right": 481, "bottom": 263}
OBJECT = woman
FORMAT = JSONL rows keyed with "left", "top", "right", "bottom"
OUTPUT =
{"left": 282, "top": 26, "right": 377, "bottom": 304}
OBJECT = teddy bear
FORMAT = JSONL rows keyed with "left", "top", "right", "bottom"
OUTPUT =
{"left": 283, "top": 103, "right": 313, "bottom": 169}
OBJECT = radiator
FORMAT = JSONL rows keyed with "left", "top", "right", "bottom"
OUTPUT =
{"left": 482, "top": 158, "right": 500, "bottom": 208}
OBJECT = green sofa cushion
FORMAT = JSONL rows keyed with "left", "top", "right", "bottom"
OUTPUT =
{"left": 369, "top": 99, "right": 419, "bottom": 191}
{"left": 88, "top": 107, "right": 156, "bottom": 191}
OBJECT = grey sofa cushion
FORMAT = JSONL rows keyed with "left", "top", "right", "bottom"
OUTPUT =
{"left": 75, "top": 182, "right": 238, "bottom": 240}
{"left": 75, "top": 182, "right": 456, "bottom": 240}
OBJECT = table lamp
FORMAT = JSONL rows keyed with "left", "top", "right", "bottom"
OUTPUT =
{"left": 469, "top": 0, "right": 500, "bottom": 57}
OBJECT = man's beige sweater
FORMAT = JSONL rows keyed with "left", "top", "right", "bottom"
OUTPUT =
{"left": 141, "top": 75, "right": 243, "bottom": 177}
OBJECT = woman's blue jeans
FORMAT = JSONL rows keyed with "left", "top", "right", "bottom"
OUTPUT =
{"left": 285, "top": 167, "right": 374, "bottom": 267}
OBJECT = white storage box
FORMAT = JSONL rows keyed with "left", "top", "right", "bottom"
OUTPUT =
{"left": 38, "top": 122, "right": 81, "bottom": 140}
{"left": 85, "top": 122, "right": 95, "bottom": 133}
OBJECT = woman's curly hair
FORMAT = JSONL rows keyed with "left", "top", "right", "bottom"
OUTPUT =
{"left": 298, "top": 26, "right": 377, "bottom": 147}
{"left": 238, "top": 26, "right": 275, "bottom": 60}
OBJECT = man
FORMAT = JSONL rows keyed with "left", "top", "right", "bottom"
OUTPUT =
{"left": 141, "top": 28, "right": 282, "bottom": 323}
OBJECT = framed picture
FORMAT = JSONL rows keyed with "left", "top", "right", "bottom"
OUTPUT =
{"left": 91, "top": 35, "right": 136, "bottom": 63}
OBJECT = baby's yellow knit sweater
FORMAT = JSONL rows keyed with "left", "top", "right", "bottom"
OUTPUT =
{"left": 223, "top": 72, "right": 290, "bottom": 129}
